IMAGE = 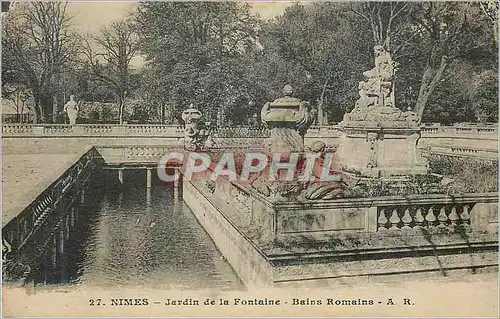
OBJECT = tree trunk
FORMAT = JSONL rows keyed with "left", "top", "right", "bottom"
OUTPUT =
{"left": 39, "top": 96, "right": 52, "bottom": 123}
{"left": 118, "top": 98, "right": 125, "bottom": 124}
{"left": 415, "top": 56, "right": 448, "bottom": 124}
{"left": 52, "top": 96, "right": 58, "bottom": 124}
{"left": 32, "top": 96, "right": 43, "bottom": 124}
{"left": 160, "top": 103, "right": 165, "bottom": 124}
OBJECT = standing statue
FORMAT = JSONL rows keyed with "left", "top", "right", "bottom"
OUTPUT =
{"left": 64, "top": 95, "right": 79, "bottom": 125}
{"left": 181, "top": 104, "right": 209, "bottom": 151}
{"left": 260, "top": 84, "right": 315, "bottom": 152}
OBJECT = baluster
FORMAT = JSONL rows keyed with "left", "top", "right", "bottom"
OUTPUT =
{"left": 389, "top": 208, "right": 401, "bottom": 230}
{"left": 414, "top": 207, "right": 424, "bottom": 229}
{"left": 437, "top": 206, "right": 448, "bottom": 228}
{"left": 33, "top": 206, "right": 41, "bottom": 218}
{"left": 460, "top": 204, "right": 471, "bottom": 225}
{"left": 448, "top": 206, "right": 459, "bottom": 227}
{"left": 377, "top": 209, "right": 388, "bottom": 231}
{"left": 401, "top": 208, "right": 412, "bottom": 230}
{"left": 425, "top": 207, "right": 436, "bottom": 228}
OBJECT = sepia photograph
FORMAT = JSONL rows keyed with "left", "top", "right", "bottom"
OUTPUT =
{"left": 1, "top": 1, "right": 499, "bottom": 317}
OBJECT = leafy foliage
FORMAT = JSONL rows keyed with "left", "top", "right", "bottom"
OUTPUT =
{"left": 134, "top": 2, "right": 260, "bottom": 125}
{"left": 2, "top": 1, "right": 498, "bottom": 124}
{"left": 2, "top": 2, "right": 79, "bottom": 123}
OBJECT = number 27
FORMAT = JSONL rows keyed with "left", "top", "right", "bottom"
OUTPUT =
{"left": 89, "top": 299, "right": 102, "bottom": 306}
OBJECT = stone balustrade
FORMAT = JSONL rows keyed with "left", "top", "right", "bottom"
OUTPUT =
{"left": 421, "top": 124, "right": 497, "bottom": 139}
{"left": 2, "top": 147, "right": 104, "bottom": 253}
{"left": 377, "top": 204, "right": 471, "bottom": 231}
{"left": 205, "top": 173, "right": 498, "bottom": 240}
{"left": 277, "top": 193, "right": 497, "bottom": 237}
{"left": 421, "top": 144, "right": 498, "bottom": 160}
{"left": 2, "top": 124, "right": 35, "bottom": 134}
{"left": 1, "top": 124, "right": 184, "bottom": 137}
{"left": 96, "top": 145, "right": 184, "bottom": 165}
{"left": 2, "top": 123, "right": 497, "bottom": 139}
{"left": 2, "top": 123, "right": 497, "bottom": 159}
{"left": 212, "top": 126, "right": 270, "bottom": 138}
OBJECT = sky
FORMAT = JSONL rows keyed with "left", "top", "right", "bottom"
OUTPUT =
{"left": 67, "top": 1, "right": 294, "bottom": 34}
{"left": 65, "top": 1, "right": 294, "bottom": 68}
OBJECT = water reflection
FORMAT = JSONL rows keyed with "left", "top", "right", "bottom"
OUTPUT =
{"left": 24, "top": 169, "right": 243, "bottom": 291}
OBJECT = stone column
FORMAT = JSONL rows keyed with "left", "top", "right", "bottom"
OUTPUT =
{"left": 146, "top": 168, "right": 152, "bottom": 189}
{"left": 118, "top": 169, "right": 124, "bottom": 184}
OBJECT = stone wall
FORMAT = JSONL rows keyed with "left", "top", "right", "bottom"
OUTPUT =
{"left": 184, "top": 175, "right": 498, "bottom": 288}
{"left": 2, "top": 124, "right": 497, "bottom": 159}
{"left": 183, "top": 180, "right": 273, "bottom": 288}
{"left": 2, "top": 124, "right": 184, "bottom": 154}
{"left": 215, "top": 177, "right": 498, "bottom": 241}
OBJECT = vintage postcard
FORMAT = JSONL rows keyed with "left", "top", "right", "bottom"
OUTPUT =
{"left": 1, "top": 1, "right": 499, "bottom": 317}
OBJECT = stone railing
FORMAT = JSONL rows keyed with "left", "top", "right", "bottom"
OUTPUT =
{"left": 371, "top": 194, "right": 497, "bottom": 233}
{"left": 2, "top": 122, "right": 497, "bottom": 139}
{"left": 266, "top": 192, "right": 498, "bottom": 237}
{"left": 306, "top": 125, "right": 341, "bottom": 136}
{"left": 96, "top": 145, "right": 184, "bottom": 165}
{"left": 377, "top": 204, "right": 471, "bottom": 231}
{"left": 421, "top": 145, "right": 498, "bottom": 160}
{"left": 421, "top": 124, "right": 497, "bottom": 139}
{"left": 3, "top": 123, "right": 497, "bottom": 159}
{"left": 1, "top": 124, "right": 184, "bottom": 137}
{"left": 2, "top": 146, "right": 104, "bottom": 253}
{"left": 212, "top": 126, "right": 270, "bottom": 138}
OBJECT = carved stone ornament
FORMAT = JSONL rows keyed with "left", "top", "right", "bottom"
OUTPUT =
{"left": 261, "top": 84, "right": 315, "bottom": 152}
{"left": 342, "top": 46, "right": 418, "bottom": 128}
{"left": 181, "top": 104, "right": 209, "bottom": 151}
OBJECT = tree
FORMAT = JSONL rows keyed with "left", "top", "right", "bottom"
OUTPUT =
{"left": 253, "top": 3, "right": 373, "bottom": 123}
{"left": 409, "top": 2, "right": 496, "bottom": 122}
{"left": 82, "top": 19, "right": 139, "bottom": 124}
{"left": 351, "top": 2, "right": 413, "bottom": 55}
{"left": 2, "top": 83, "right": 32, "bottom": 122}
{"left": 135, "top": 2, "right": 260, "bottom": 124}
{"left": 2, "top": 2, "right": 79, "bottom": 123}
{"left": 352, "top": 2, "right": 497, "bottom": 123}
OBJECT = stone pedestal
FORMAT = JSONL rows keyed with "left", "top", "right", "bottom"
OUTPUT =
{"left": 268, "top": 127, "right": 304, "bottom": 153}
{"left": 336, "top": 124, "right": 428, "bottom": 177}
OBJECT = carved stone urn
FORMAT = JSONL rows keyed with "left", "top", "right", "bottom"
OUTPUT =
{"left": 260, "top": 84, "right": 315, "bottom": 153}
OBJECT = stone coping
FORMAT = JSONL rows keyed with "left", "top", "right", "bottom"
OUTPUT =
{"left": 228, "top": 177, "right": 498, "bottom": 209}
{"left": 266, "top": 232, "right": 498, "bottom": 260}
{"left": 2, "top": 146, "right": 98, "bottom": 227}
{"left": 272, "top": 192, "right": 499, "bottom": 209}
{"left": 339, "top": 123, "right": 422, "bottom": 132}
